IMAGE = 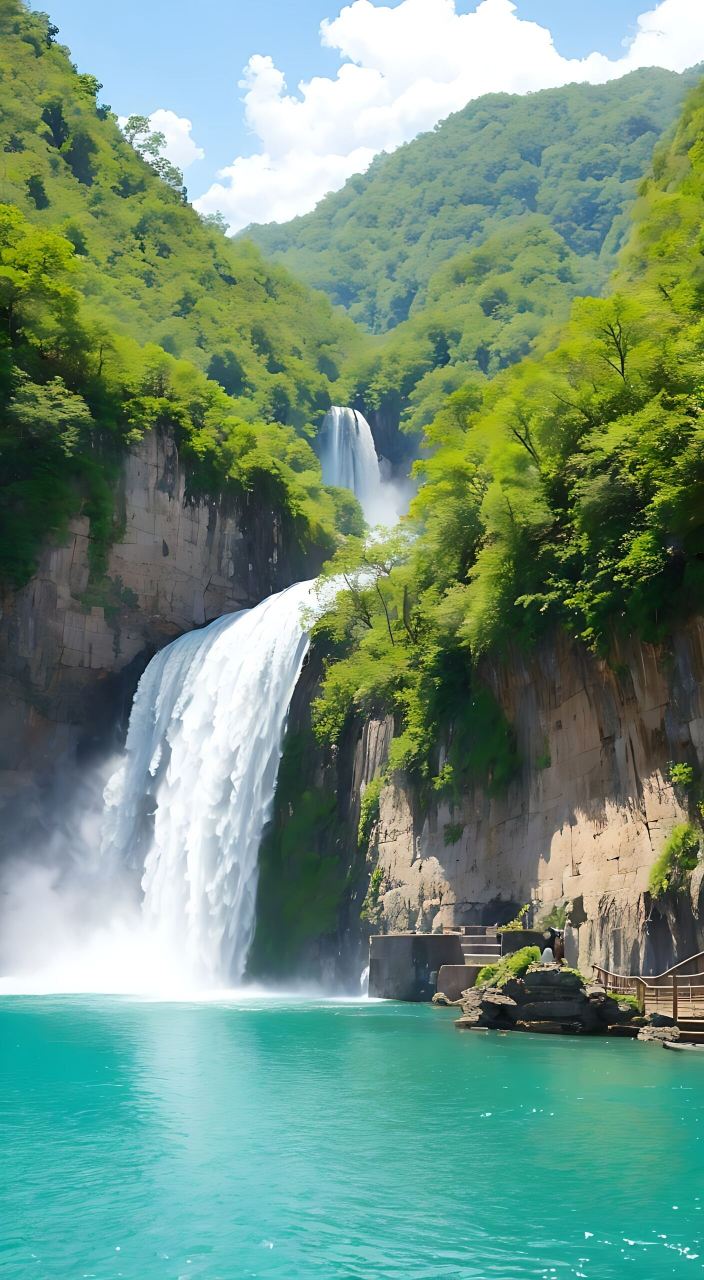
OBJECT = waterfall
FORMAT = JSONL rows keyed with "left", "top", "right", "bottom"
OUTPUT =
{"left": 318, "top": 405, "right": 388, "bottom": 525}
{"left": 101, "top": 581, "right": 314, "bottom": 986}
{"left": 1, "top": 403, "right": 391, "bottom": 992}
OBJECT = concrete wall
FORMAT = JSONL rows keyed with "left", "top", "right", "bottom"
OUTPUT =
{"left": 368, "top": 933, "right": 463, "bottom": 1000}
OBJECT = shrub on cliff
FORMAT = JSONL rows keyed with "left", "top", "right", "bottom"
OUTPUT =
{"left": 648, "top": 823, "right": 701, "bottom": 899}
{"left": 476, "top": 946, "right": 541, "bottom": 988}
{"left": 358, "top": 776, "right": 383, "bottom": 851}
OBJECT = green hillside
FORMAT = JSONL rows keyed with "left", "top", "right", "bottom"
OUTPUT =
{"left": 343, "top": 215, "right": 595, "bottom": 438}
{"left": 0, "top": 1, "right": 361, "bottom": 432}
{"left": 312, "top": 77, "right": 704, "bottom": 792}
{"left": 247, "top": 70, "right": 697, "bottom": 334}
{"left": 0, "top": 1, "right": 365, "bottom": 588}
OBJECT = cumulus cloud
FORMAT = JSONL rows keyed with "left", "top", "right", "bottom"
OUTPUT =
{"left": 194, "top": 0, "right": 704, "bottom": 232}
{"left": 148, "top": 109, "right": 205, "bottom": 169}
{"left": 119, "top": 109, "right": 205, "bottom": 169}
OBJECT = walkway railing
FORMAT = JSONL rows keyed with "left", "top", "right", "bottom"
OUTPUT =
{"left": 592, "top": 951, "right": 704, "bottom": 1019}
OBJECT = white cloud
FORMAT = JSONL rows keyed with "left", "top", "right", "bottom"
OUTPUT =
{"left": 194, "top": 0, "right": 704, "bottom": 232}
{"left": 118, "top": 110, "right": 205, "bottom": 169}
{"left": 148, "top": 110, "right": 205, "bottom": 169}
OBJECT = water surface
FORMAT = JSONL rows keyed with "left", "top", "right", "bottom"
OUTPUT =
{"left": 1, "top": 997, "right": 703, "bottom": 1279}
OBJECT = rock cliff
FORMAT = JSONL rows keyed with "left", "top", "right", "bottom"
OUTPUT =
{"left": 367, "top": 623, "right": 704, "bottom": 977}
{"left": 0, "top": 427, "right": 311, "bottom": 833}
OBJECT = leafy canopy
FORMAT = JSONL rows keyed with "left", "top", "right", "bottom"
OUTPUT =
{"left": 312, "top": 78, "right": 704, "bottom": 796}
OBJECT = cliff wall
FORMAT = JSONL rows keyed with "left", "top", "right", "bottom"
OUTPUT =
{"left": 0, "top": 427, "right": 305, "bottom": 833}
{"left": 368, "top": 623, "right": 704, "bottom": 976}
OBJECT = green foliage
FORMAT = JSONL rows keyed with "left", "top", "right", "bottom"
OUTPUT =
{"left": 311, "top": 523, "right": 519, "bottom": 789}
{"left": 360, "top": 864, "right": 384, "bottom": 923}
{"left": 249, "top": 729, "right": 348, "bottom": 976}
{"left": 0, "top": 202, "right": 345, "bottom": 587}
{"left": 249, "top": 70, "right": 695, "bottom": 333}
{"left": 535, "top": 739, "right": 552, "bottom": 770}
{"left": 358, "top": 776, "right": 383, "bottom": 850}
{"left": 668, "top": 762, "right": 695, "bottom": 788}
{"left": 616, "top": 994, "right": 641, "bottom": 1011}
{"left": 443, "top": 821, "right": 464, "bottom": 846}
{"left": 476, "top": 946, "right": 541, "bottom": 988}
{"left": 344, "top": 218, "right": 594, "bottom": 438}
{"left": 499, "top": 905, "right": 530, "bottom": 932}
{"left": 122, "top": 114, "right": 185, "bottom": 196}
{"left": 313, "top": 78, "right": 704, "bottom": 776}
{"left": 648, "top": 823, "right": 701, "bottom": 899}
{"left": 538, "top": 903, "right": 568, "bottom": 930}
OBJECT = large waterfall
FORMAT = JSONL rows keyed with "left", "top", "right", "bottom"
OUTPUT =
{"left": 101, "top": 581, "right": 314, "bottom": 986}
{"left": 0, "top": 404, "right": 390, "bottom": 993}
{"left": 318, "top": 405, "right": 388, "bottom": 525}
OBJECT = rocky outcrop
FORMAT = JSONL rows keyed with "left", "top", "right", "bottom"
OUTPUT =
{"left": 453, "top": 965, "right": 640, "bottom": 1034}
{"left": 0, "top": 427, "right": 311, "bottom": 832}
{"left": 367, "top": 623, "right": 704, "bottom": 975}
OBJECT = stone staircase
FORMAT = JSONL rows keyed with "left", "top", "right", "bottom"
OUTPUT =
{"left": 458, "top": 926, "right": 502, "bottom": 968}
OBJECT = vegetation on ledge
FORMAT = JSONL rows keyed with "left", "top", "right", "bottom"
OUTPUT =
{"left": 648, "top": 823, "right": 701, "bottom": 899}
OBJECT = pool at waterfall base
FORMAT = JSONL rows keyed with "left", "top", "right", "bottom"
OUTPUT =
{"left": 1, "top": 996, "right": 703, "bottom": 1279}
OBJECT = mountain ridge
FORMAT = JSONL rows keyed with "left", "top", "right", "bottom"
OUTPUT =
{"left": 245, "top": 68, "right": 700, "bottom": 333}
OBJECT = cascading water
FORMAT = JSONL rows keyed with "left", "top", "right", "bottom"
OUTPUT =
{"left": 318, "top": 405, "right": 389, "bottom": 525}
{"left": 101, "top": 580, "right": 314, "bottom": 986}
{"left": 0, "top": 402, "right": 391, "bottom": 993}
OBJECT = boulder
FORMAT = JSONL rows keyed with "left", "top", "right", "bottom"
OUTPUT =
{"left": 524, "top": 965, "right": 583, "bottom": 992}
{"left": 454, "top": 1013, "right": 484, "bottom": 1030}
{"left": 460, "top": 989, "right": 484, "bottom": 1014}
{"left": 637, "top": 1025, "right": 681, "bottom": 1043}
{"left": 596, "top": 996, "right": 638, "bottom": 1026}
{"left": 432, "top": 991, "right": 462, "bottom": 1007}
{"left": 646, "top": 1012, "right": 676, "bottom": 1028}
{"left": 499, "top": 977, "right": 526, "bottom": 1002}
{"left": 481, "top": 990, "right": 518, "bottom": 1011}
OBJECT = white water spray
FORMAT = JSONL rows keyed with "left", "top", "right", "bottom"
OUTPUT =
{"left": 101, "top": 581, "right": 314, "bottom": 986}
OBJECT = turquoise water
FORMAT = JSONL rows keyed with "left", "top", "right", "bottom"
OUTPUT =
{"left": 1, "top": 997, "right": 703, "bottom": 1279}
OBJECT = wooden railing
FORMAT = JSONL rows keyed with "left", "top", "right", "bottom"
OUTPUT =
{"left": 592, "top": 966, "right": 639, "bottom": 997}
{"left": 592, "top": 952, "right": 704, "bottom": 1019}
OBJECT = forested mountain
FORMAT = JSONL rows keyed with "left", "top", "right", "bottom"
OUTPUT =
{"left": 0, "top": 1, "right": 364, "bottom": 587}
{"left": 343, "top": 216, "right": 595, "bottom": 438}
{"left": 247, "top": 70, "right": 697, "bottom": 334}
{"left": 312, "top": 77, "right": 704, "bottom": 794}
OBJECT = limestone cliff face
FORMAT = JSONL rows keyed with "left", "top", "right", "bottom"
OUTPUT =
{"left": 0, "top": 427, "right": 305, "bottom": 824}
{"left": 368, "top": 623, "right": 704, "bottom": 976}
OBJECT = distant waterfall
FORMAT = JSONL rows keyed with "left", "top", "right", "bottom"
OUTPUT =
{"left": 318, "top": 406, "right": 387, "bottom": 525}
{"left": 101, "top": 581, "right": 314, "bottom": 985}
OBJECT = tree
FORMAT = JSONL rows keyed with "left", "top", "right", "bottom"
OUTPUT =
{"left": 8, "top": 373, "right": 93, "bottom": 456}
{"left": 122, "top": 115, "right": 185, "bottom": 196}
{"left": 200, "top": 210, "right": 230, "bottom": 234}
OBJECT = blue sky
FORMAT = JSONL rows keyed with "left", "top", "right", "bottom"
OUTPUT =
{"left": 34, "top": 0, "right": 702, "bottom": 228}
